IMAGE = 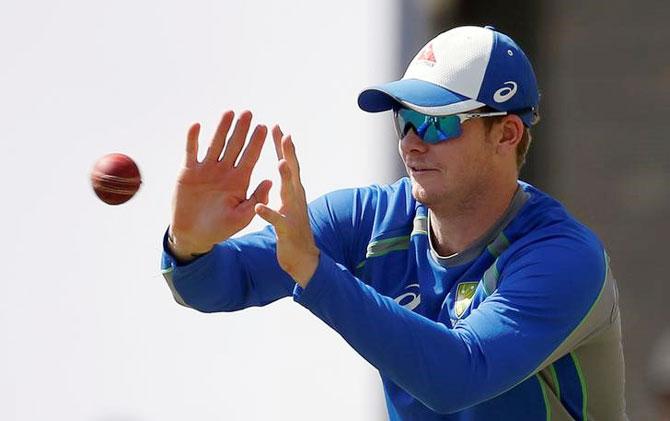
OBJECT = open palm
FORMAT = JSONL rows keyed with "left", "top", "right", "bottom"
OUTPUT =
{"left": 170, "top": 110, "right": 272, "bottom": 257}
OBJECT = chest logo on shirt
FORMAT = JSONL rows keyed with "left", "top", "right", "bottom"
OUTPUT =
{"left": 454, "top": 282, "right": 478, "bottom": 318}
{"left": 394, "top": 283, "right": 421, "bottom": 311}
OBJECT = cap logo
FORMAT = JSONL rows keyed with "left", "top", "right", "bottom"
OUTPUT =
{"left": 493, "top": 81, "right": 517, "bottom": 103}
{"left": 417, "top": 43, "right": 436, "bottom": 65}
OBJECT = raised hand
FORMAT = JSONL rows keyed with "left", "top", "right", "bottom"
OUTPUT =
{"left": 169, "top": 110, "right": 271, "bottom": 262}
{"left": 254, "top": 126, "right": 320, "bottom": 287}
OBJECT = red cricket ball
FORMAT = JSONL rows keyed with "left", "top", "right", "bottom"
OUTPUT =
{"left": 91, "top": 153, "right": 142, "bottom": 205}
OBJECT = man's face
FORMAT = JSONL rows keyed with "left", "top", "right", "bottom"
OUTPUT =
{"left": 398, "top": 117, "right": 498, "bottom": 210}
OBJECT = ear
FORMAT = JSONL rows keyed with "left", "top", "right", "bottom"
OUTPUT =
{"left": 495, "top": 114, "right": 524, "bottom": 156}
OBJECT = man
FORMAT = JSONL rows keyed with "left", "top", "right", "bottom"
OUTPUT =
{"left": 162, "top": 26, "right": 626, "bottom": 419}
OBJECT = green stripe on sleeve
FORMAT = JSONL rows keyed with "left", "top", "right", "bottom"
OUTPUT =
{"left": 365, "top": 235, "right": 410, "bottom": 258}
{"left": 537, "top": 375, "right": 551, "bottom": 421}
{"left": 571, "top": 352, "right": 588, "bottom": 421}
{"left": 356, "top": 234, "right": 412, "bottom": 269}
{"left": 548, "top": 364, "right": 561, "bottom": 399}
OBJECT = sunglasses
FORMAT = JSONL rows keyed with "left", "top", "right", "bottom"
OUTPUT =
{"left": 393, "top": 107, "right": 508, "bottom": 144}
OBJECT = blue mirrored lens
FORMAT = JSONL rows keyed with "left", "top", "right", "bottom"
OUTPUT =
{"left": 396, "top": 108, "right": 428, "bottom": 136}
{"left": 395, "top": 108, "right": 462, "bottom": 143}
{"left": 431, "top": 114, "right": 461, "bottom": 143}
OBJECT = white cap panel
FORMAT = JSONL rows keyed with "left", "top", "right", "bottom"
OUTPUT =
{"left": 403, "top": 26, "right": 493, "bottom": 98}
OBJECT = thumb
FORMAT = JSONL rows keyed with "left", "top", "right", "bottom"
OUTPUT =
{"left": 255, "top": 203, "right": 284, "bottom": 228}
{"left": 251, "top": 179, "right": 273, "bottom": 205}
{"left": 238, "top": 179, "right": 272, "bottom": 214}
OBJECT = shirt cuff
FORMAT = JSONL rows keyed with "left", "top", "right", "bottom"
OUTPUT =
{"left": 162, "top": 227, "right": 211, "bottom": 268}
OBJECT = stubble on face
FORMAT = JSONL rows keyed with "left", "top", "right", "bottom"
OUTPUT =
{"left": 401, "top": 120, "right": 496, "bottom": 215}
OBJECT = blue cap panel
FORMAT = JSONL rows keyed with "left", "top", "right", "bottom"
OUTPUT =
{"left": 477, "top": 31, "right": 539, "bottom": 126}
{"left": 358, "top": 79, "right": 470, "bottom": 113}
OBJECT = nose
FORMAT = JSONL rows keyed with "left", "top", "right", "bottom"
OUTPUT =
{"left": 399, "top": 129, "right": 429, "bottom": 155}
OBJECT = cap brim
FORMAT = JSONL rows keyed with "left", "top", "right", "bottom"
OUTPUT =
{"left": 357, "top": 79, "right": 485, "bottom": 116}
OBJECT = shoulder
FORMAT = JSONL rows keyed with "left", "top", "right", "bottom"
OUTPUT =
{"left": 308, "top": 177, "right": 415, "bottom": 220}
{"left": 498, "top": 182, "right": 608, "bottom": 304}
{"left": 509, "top": 182, "right": 604, "bottom": 254}
{"left": 306, "top": 178, "right": 417, "bottom": 269}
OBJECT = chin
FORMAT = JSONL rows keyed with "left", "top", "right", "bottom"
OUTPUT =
{"left": 410, "top": 180, "right": 442, "bottom": 206}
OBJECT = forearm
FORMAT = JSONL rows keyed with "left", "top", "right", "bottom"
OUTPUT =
{"left": 162, "top": 227, "right": 295, "bottom": 312}
{"left": 293, "top": 253, "right": 489, "bottom": 413}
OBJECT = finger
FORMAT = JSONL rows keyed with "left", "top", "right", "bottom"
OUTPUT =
{"left": 204, "top": 111, "right": 235, "bottom": 162}
{"left": 278, "top": 158, "right": 294, "bottom": 199}
{"left": 279, "top": 137, "right": 310, "bottom": 212}
{"left": 185, "top": 123, "right": 200, "bottom": 167}
{"left": 221, "top": 110, "right": 253, "bottom": 167}
{"left": 237, "top": 124, "right": 267, "bottom": 171}
{"left": 251, "top": 179, "right": 273, "bottom": 205}
{"left": 238, "top": 179, "right": 273, "bottom": 213}
{"left": 281, "top": 135, "right": 301, "bottom": 179}
{"left": 254, "top": 203, "right": 285, "bottom": 229}
{"left": 271, "top": 125, "right": 284, "bottom": 160}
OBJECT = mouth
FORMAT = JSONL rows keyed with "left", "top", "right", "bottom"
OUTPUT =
{"left": 408, "top": 165, "right": 438, "bottom": 175}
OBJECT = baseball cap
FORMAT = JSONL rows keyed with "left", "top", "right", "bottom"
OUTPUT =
{"left": 358, "top": 26, "right": 540, "bottom": 127}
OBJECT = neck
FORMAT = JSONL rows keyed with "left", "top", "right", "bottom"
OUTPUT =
{"left": 429, "top": 178, "right": 518, "bottom": 256}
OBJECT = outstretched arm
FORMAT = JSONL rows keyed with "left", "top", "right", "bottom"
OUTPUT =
{"left": 163, "top": 111, "right": 295, "bottom": 311}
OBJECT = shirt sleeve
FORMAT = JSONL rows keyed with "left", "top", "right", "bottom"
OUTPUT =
{"left": 292, "top": 238, "right": 608, "bottom": 414}
{"left": 161, "top": 226, "right": 295, "bottom": 312}
{"left": 160, "top": 186, "right": 377, "bottom": 312}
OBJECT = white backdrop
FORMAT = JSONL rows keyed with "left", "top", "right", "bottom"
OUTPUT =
{"left": 0, "top": 1, "right": 401, "bottom": 419}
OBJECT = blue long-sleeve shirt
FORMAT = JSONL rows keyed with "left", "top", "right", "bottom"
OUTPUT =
{"left": 161, "top": 178, "right": 626, "bottom": 420}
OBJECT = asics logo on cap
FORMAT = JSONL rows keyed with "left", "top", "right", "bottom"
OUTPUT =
{"left": 493, "top": 81, "right": 518, "bottom": 103}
